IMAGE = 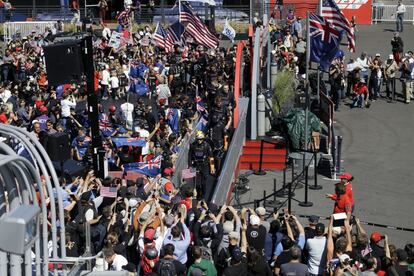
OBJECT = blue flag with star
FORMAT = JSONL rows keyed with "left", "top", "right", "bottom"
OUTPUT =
{"left": 309, "top": 13, "right": 343, "bottom": 70}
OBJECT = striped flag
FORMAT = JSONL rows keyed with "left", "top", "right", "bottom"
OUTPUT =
{"left": 320, "top": 0, "right": 355, "bottom": 52}
{"left": 182, "top": 167, "right": 197, "bottom": 179}
{"left": 179, "top": 2, "right": 218, "bottom": 49}
{"left": 100, "top": 187, "right": 118, "bottom": 198}
{"left": 153, "top": 22, "right": 174, "bottom": 52}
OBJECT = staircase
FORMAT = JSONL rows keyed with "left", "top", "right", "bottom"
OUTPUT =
{"left": 240, "top": 139, "right": 287, "bottom": 170}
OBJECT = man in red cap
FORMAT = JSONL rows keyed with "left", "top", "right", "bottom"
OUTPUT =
{"left": 326, "top": 172, "right": 354, "bottom": 212}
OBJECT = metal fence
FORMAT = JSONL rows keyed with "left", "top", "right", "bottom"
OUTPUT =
{"left": 3, "top": 21, "right": 59, "bottom": 42}
{"left": 171, "top": 118, "right": 200, "bottom": 187}
{"left": 211, "top": 98, "right": 249, "bottom": 206}
{"left": 372, "top": 4, "right": 414, "bottom": 24}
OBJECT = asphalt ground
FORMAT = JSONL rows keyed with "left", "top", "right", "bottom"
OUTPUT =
{"left": 232, "top": 23, "right": 414, "bottom": 248}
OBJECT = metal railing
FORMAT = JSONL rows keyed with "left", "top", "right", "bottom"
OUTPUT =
{"left": 211, "top": 98, "right": 249, "bottom": 206}
{"left": 372, "top": 4, "right": 414, "bottom": 25}
{"left": 172, "top": 117, "right": 200, "bottom": 187}
{"left": 0, "top": 6, "right": 74, "bottom": 22}
{"left": 3, "top": 21, "right": 59, "bottom": 42}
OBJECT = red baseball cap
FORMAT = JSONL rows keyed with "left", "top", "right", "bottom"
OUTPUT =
{"left": 163, "top": 168, "right": 174, "bottom": 176}
{"left": 370, "top": 232, "right": 382, "bottom": 243}
{"left": 340, "top": 172, "right": 353, "bottom": 181}
{"left": 144, "top": 228, "right": 155, "bottom": 240}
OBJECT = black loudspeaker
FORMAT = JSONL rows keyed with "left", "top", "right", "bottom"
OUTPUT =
{"left": 43, "top": 40, "right": 84, "bottom": 86}
{"left": 53, "top": 160, "right": 85, "bottom": 182}
{"left": 47, "top": 132, "right": 71, "bottom": 162}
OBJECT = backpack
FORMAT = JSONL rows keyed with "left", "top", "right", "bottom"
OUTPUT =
{"left": 157, "top": 259, "right": 177, "bottom": 276}
{"left": 200, "top": 240, "right": 213, "bottom": 262}
{"left": 140, "top": 242, "right": 159, "bottom": 275}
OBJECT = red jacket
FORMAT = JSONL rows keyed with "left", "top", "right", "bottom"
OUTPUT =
{"left": 334, "top": 194, "right": 352, "bottom": 214}
{"left": 353, "top": 83, "right": 368, "bottom": 95}
{"left": 330, "top": 183, "right": 354, "bottom": 206}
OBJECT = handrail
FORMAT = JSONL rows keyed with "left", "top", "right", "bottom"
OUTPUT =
{"left": 211, "top": 98, "right": 249, "bottom": 205}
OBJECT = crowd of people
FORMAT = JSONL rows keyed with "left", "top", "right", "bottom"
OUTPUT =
{"left": 0, "top": 3, "right": 413, "bottom": 276}
{"left": 266, "top": 9, "right": 414, "bottom": 110}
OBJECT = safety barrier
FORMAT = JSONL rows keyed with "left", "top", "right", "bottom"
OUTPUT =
{"left": 372, "top": 4, "right": 414, "bottom": 25}
{"left": 3, "top": 21, "right": 58, "bottom": 42}
{"left": 172, "top": 118, "right": 200, "bottom": 186}
{"left": 211, "top": 98, "right": 249, "bottom": 206}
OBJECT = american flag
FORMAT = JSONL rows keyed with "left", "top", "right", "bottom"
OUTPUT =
{"left": 320, "top": 0, "right": 355, "bottom": 52}
{"left": 100, "top": 186, "right": 118, "bottom": 198}
{"left": 179, "top": 2, "right": 218, "bottom": 49}
{"left": 153, "top": 22, "right": 174, "bottom": 52}
{"left": 182, "top": 167, "right": 197, "bottom": 179}
{"left": 116, "top": 8, "right": 131, "bottom": 28}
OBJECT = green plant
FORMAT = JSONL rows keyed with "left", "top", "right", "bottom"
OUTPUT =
{"left": 272, "top": 71, "right": 296, "bottom": 115}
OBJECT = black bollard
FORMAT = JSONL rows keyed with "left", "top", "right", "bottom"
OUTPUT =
{"left": 263, "top": 191, "right": 267, "bottom": 209}
{"left": 299, "top": 165, "right": 313, "bottom": 207}
{"left": 310, "top": 151, "right": 322, "bottom": 190}
{"left": 336, "top": 136, "right": 343, "bottom": 174}
{"left": 254, "top": 140, "right": 267, "bottom": 175}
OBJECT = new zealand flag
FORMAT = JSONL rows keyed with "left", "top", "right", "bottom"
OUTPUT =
{"left": 309, "top": 13, "right": 343, "bottom": 70}
{"left": 123, "top": 155, "right": 162, "bottom": 177}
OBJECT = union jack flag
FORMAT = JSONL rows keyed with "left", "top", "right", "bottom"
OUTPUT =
{"left": 309, "top": 13, "right": 343, "bottom": 70}
{"left": 123, "top": 155, "right": 162, "bottom": 177}
{"left": 99, "top": 113, "right": 116, "bottom": 137}
{"left": 112, "top": 137, "right": 147, "bottom": 147}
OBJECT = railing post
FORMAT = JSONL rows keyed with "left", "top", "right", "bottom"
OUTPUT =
{"left": 309, "top": 151, "right": 322, "bottom": 190}
{"left": 299, "top": 165, "right": 313, "bottom": 207}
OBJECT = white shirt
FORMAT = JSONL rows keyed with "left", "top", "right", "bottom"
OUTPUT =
{"left": 101, "top": 69, "right": 110, "bottom": 85}
{"left": 108, "top": 254, "right": 128, "bottom": 271}
{"left": 120, "top": 102, "right": 134, "bottom": 122}
{"left": 61, "top": 98, "right": 76, "bottom": 118}
{"left": 397, "top": 4, "right": 406, "bottom": 15}
{"left": 306, "top": 236, "right": 327, "bottom": 275}
{"left": 356, "top": 57, "right": 369, "bottom": 72}
{"left": 109, "top": 76, "right": 119, "bottom": 88}
{"left": 0, "top": 89, "right": 11, "bottom": 103}
{"left": 136, "top": 128, "right": 150, "bottom": 155}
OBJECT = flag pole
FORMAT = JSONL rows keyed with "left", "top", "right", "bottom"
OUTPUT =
{"left": 304, "top": 11, "right": 310, "bottom": 151}
{"left": 179, "top": 0, "right": 182, "bottom": 22}
{"left": 317, "top": 0, "right": 322, "bottom": 105}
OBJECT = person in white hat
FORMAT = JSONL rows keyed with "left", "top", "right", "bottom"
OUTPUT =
{"left": 382, "top": 54, "right": 399, "bottom": 100}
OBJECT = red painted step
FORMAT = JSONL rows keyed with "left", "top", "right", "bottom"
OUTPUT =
{"left": 239, "top": 162, "right": 286, "bottom": 170}
{"left": 242, "top": 148, "right": 287, "bottom": 155}
{"left": 241, "top": 139, "right": 287, "bottom": 171}
{"left": 241, "top": 155, "right": 286, "bottom": 163}
{"left": 244, "top": 140, "right": 286, "bottom": 148}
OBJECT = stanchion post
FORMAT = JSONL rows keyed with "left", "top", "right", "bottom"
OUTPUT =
{"left": 309, "top": 151, "right": 322, "bottom": 190}
{"left": 254, "top": 139, "right": 266, "bottom": 175}
{"left": 299, "top": 165, "right": 313, "bottom": 207}
{"left": 263, "top": 191, "right": 266, "bottom": 209}
{"left": 336, "top": 136, "right": 343, "bottom": 174}
{"left": 273, "top": 179, "right": 277, "bottom": 202}
{"left": 288, "top": 181, "right": 292, "bottom": 213}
